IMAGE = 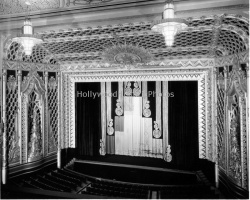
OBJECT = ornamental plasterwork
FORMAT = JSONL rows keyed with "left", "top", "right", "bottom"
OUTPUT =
{"left": 102, "top": 44, "right": 153, "bottom": 64}
{"left": 0, "top": 0, "right": 60, "bottom": 15}
{"left": 3, "top": 14, "right": 248, "bottom": 64}
{"left": 226, "top": 61, "right": 248, "bottom": 189}
{"left": 215, "top": 51, "right": 249, "bottom": 67}
{"left": 3, "top": 60, "right": 60, "bottom": 71}
{"left": 59, "top": 58, "right": 215, "bottom": 71}
{"left": 21, "top": 71, "right": 46, "bottom": 163}
{"left": 61, "top": 68, "right": 213, "bottom": 161}
{"left": 66, "top": 0, "right": 113, "bottom": 6}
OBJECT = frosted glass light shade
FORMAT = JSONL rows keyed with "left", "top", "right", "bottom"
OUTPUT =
{"left": 12, "top": 18, "right": 43, "bottom": 56}
{"left": 151, "top": 1, "right": 188, "bottom": 47}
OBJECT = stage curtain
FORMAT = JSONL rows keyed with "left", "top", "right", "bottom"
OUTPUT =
{"left": 168, "top": 81, "right": 199, "bottom": 170}
{"left": 76, "top": 82, "right": 101, "bottom": 156}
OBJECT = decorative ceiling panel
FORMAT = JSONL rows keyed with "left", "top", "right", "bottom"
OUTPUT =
{"left": 218, "top": 29, "right": 246, "bottom": 54}
{"left": 5, "top": 14, "right": 249, "bottom": 65}
{"left": 222, "top": 17, "right": 249, "bottom": 35}
{"left": 0, "top": 0, "right": 60, "bottom": 15}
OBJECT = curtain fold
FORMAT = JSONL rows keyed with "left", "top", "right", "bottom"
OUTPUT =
{"left": 76, "top": 82, "right": 101, "bottom": 156}
{"left": 168, "top": 81, "right": 199, "bottom": 170}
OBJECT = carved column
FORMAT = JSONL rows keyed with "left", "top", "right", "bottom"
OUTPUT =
{"left": 244, "top": 63, "right": 249, "bottom": 189}
{"left": 2, "top": 70, "right": 7, "bottom": 184}
{"left": 223, "top": 66, "right": 229, "bottom": 175}
{"left": 57, "top": 72, "right": 61, "bottom": 168}
{"left": 0, "top": 34, "right": 4, "bottom": 186}
{"left": 17, "top": 70, "right": 22, "bottom": 164}
{"left": 213, "top": 67, "right": 219, "bottom": 188}
{"left": 44, "top": 71, "right": 49, "bottom": 157}
{"left": 246, "top": 63, "right": 250, "bottom": 187}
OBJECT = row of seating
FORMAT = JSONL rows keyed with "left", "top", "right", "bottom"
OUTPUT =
{"left": 82, "top": 186, "right": 149, "bottom": 198}
{"left": 12, "top": 167, "right": 218, "bottom": 199}
{"left": 16, "top": 169, "right": 86, "bottom": 193}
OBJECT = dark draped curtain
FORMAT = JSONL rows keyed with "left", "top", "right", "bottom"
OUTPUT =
{"left": 76, "top": 82, "right": 101, "bottom": 156}
{"left": 168, "top": 81, "right": 199, "bottom": 170}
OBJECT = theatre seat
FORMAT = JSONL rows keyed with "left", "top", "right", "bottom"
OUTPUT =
{"left": 6, "top": 166, "right": 219, "bottom": 199}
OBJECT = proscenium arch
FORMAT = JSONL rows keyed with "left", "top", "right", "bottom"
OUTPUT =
{"left": 61, "top": 67, "right": 213, "bottom": 161}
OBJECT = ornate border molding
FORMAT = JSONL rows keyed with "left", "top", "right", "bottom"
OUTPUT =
{"left": 60, "top": 58, "right": 215, "bottom": 71}
{"left": 3, "top": 60, "right": 60, "bottom": 71}
{"left": 61, "top": 67, "right": 213, "bottom": 160}
{"left": 215, "top": 51, "right": 249, "bottom": 67}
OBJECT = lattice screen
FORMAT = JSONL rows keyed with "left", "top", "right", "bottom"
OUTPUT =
{"left": 218, "top": 30, "right": 246, "bottom": 55}
{"left": 222, "top": 17, "right": 249, "bottom": 35}
{"left": 6, "top": 75, "right": 20, "bottom": 165}
{"left": 7, "top": 42, "right": 20, "bottom": 61}
{"left": 48, "top": 77, "right": 58, "bottom": 153}
{"left": 22, "top": 45, "right": 47, "bottom": 64}
{"left": 217, "top": 83, "right": 226, "bottom": 169}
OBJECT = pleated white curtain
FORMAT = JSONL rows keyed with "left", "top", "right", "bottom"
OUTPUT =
{"left": 115, "top": 96, "right": 162, "bottom": 158}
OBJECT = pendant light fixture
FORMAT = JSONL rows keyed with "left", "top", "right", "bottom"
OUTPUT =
{"left": 12, "top": 2, "right": 43, "bottom": 56}
{"left": 151, "top": 0, "right": 188, "bottom": 47}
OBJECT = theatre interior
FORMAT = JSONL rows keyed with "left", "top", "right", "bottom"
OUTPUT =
{"left": 0, "top": 0, "right": 249, "bottom": 199}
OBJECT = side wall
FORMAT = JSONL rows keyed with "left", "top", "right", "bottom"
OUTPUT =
{"left": 215, "top": 54, "right": 249, "bottom": 198}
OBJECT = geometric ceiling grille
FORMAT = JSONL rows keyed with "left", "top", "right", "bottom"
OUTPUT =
{"left": 218, "top": 30, "right": 246, "bottom": 55}
{"left": 188, "top": 18, "right": 215, "bottom": 27}
{"left": 153, "top": 50, "right": 211, "bottom": 58}
{"left": 56, "top": 49, "right": 212, "bottom": 63}
{"left": 7, "top": 42, "right": 21, "bottom": 61}
{"left": 5, "top": 14, "right": 249, "bottom": 64}
{"left": 40, "top": 24, "right": 152, "bottom": 39}
{"left": 173, "top": 31, "right": 213, "bottom": 47}
{"left": 22, "top": 45, "right": 48, "bottom": 64}
{"left": 222, "top": 17, "right": 249, "bottom": 35}
{"left": 42, "top": 31, "right": 214, "bottom": 54}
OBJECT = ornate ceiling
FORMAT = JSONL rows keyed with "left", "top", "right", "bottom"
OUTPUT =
{"left": 4, "top": 13, "right": 249, "bottom": 65}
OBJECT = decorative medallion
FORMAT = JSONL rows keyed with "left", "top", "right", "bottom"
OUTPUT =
{"left": 124, "top": 82, "right": 132, "bottom": 96}
{"left": 164, "top": 145, "right": 172, "bottom": 162}
{"left": 107, "top": 119, "right": 114, "bottom": 135}
{"left": 133, "top": 81, "right": 141, "bottom": 96}
{"left": 143, "top": 101, "right": 151, "bottom": 117}
{"left": 115, "top": 99, "right": 123, "bottom": 116}
{"left": 153, "top": 121, "right": 161, "bottom": 138}
{"left": 102, "top": 44, "right": 153, "bottom": 64}
{"left": 99, "top": 139, "right": 105, "bottom": 155}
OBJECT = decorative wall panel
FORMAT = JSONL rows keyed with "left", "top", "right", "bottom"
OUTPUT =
{"left": 217, "top": 72, "right": 226, "bottom": 170}
{"left": 48, "top": 77, "right": 58, "bottom": 154}
{"left": 6, "top": 75, "right": 20, "bottom": 165}
{"left": 217, "top": 58, "right": 248, "bottom": 190}
{"left": 2, "top": 62, "right": 59, "bottom": 173}
{"left": 21, "top": 71, "right": 46, "bottom": 163}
